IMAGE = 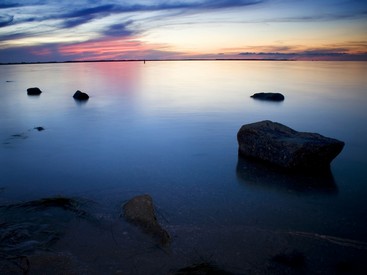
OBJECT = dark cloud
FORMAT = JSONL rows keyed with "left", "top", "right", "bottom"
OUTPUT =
{"left": 67, "top": 4, "right": 117, "bottom": 18}
{"left": 271, "top": 10, "right": 367, "bottom": 23}
{"left": 58, "top": 4, "right": 117, "bottom": 28}
{"left": 56, "top": 1, "right": 264, "bottom": 28}
{"left": 0, "top": 14, "right": 13, "bottom": 27}
{"left": 103, "top": 21, "right": 135, "bottom": 37}
{"left": 0, "top": 44, "right": 62, "bottom": 63}
{"left": 0, "top": 3, "right": 20, "bottom": 9}
{"left": 239, "top": 52, "right": 292, "bottom": 59}
{"left": 0, "top": 32, "right": 27, "bottom": 40}
{"left": 1, "top": 0, "right": 365, "bottom": 30}
{"left": 238, "top": 50, "right": 367, "bottom": 60}
{"left": 125, "top": 0, "right": 262, "bottom": 11}
{"left": 11, "top": 0, "right": 365, "bottom": 33}
{"left": 301, "top": 50, "right": 347, "bottom": 57}
{"left": 198, "top": 0, "right": 262, "bottom": 9}
{"left": 62, "top": 15, "right": 95, "bottom": 28}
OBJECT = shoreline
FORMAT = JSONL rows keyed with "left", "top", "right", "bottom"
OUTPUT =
{"left": 1, "top": 58, "right": 292, "bottom": 66}
{"left": 2, "top": 59, "right": 365, "bottom": 66}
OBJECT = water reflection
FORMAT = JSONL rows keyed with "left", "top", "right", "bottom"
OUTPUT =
{"left": 73, "top": 98, "right": 89, "bottom": 106}
{"left": 236, "top": 156, "right": 338, "bottom": 195}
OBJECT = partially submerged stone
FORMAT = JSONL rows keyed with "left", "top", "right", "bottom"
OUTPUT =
{"left": 237, "top": 120, "right": 344, "bottom": 170}
{"left": 27, "top": 87, "right": 42, "bottom": 95}
{"left": 73, "top": 90, "right": 89, "bottom": 100}
{"left": 251, "top": 92, "right": 284, "bottom": 101}
{"left": 34, "top": 126, "right": 45, "bottom": 131}
{"left": 122, "top": 194, "right": 170, "bottom": 245}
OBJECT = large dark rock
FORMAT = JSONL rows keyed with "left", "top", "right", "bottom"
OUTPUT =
{"left": 73, "top": 90, "right": 89, "bottom": 100}
{"left": 27, "top": 87, "right": 42, "bottom": 95}
{"left": 251, "top": 92, "right": 284, "bottom": 101}
{"left": 122, "top": 194, "right": 170, "bottom": 246}
{"left": 237, "top": 120, "right": 344, "bottom": 170}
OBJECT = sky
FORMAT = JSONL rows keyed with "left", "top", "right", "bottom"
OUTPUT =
{"left": 0, "top": 0, "right": 366, "bottom": 62}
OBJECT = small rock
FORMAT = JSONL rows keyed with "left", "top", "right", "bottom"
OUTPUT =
{"left": 237, "top": 120, "right": 344, "bottom": 170}
{"left": 251, "top": 92, "right": 284, "bottom": 101}
{"left": 73, "top": 90, "right": 89, "bottom": 100}
{"left": 122, "top": 194, "right": 170, "bottom": 245}
{"left": 27, "top": 87, "right": 42, "bottom": 95}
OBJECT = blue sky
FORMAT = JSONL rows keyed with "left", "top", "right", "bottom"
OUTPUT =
{"left": 0, "top": 0, "right": 366, "bottom": 62}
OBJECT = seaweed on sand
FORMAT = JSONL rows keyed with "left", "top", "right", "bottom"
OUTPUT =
{"left": 2, "top": 196, "right": 90, "bottom": 217}
{"left": 0, "top": 196, "right": 93, "bottom": 272}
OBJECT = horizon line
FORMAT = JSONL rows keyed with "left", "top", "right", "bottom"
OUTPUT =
{"left": 2, "top": 58, "right": 365, "bottom": 65}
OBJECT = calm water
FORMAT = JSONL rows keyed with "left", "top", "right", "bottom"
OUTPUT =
{"left": 1, "top": 61, "right": 367, "bottom": 273}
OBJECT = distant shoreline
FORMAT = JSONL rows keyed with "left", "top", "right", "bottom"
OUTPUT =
{"left": 1, "top": 58, "right": 364, "bottom": 66}
{"left": 1, "top": 58, "right": 293, "bottom": 66}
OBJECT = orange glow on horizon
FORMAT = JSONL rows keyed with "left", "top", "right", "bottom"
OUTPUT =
{"left": 57, "top": 36, "right": 186, "bottom": 61}
{"left": 59, "top": 38, "right": 143, "bottom": 59}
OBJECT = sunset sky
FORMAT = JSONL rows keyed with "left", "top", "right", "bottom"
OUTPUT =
{"left": 0, "top": 0, "right": 366, "bottom": 62}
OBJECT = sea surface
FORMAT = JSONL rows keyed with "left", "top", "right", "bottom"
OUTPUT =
{"left": 1, "top": 61, "right": 366, "bottom": 274}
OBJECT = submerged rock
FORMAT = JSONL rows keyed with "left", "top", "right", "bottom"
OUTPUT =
{"left": 237, "top": 120, "right": 344, "bottom": 170}
{"left": 251, "top": 92, "right": 284, "bottom": 101}
{"left": 27, "top": 87, "right": 42, "bottom": 95}
{"left": 34, "top": 126, "right": 45, "bottom": 131}
{"left": 122, "top": 194, "right": 170, "bottom": 245}
{"left": 73, "top": 90, "right": 89, "bottom": 100}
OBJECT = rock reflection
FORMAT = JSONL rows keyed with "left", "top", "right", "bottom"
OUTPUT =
{"left": 236, "top": 156, "right": 338, "bottom": 195}
{"left": 73, "top": 98, "right": 89, "bottom": 106}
